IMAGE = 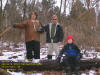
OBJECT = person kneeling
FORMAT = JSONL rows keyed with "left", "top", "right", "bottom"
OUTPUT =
{"left": 57, "top": 35, "right": 81, "bottom": 75}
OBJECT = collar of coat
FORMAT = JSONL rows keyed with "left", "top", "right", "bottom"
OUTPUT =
{"left": 49, "top": 23, "right": 60, "bottom": 39}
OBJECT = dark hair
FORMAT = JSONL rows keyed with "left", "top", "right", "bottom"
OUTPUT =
{"left": 29, "top": 11, "right": 38, "bottom": 19}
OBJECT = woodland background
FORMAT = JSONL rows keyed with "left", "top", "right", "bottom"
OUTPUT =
{"left": 0, "top": 0, "right": 100, "bottom": 49}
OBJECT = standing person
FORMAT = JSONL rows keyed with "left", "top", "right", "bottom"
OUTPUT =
{"left": 39, "top": 15, "right": 64, "bottom": 59}
{"left": 57, "top": 35, "right": 81, "bottom": 75}
{"left": 13, "top": 11, "right": 41, "bottom": 60}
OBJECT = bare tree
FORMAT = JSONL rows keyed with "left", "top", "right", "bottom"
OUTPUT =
{"left": 59, "top": 0, "right": 63, "bottom": 20}
{"left": 0, "top": 0, "right": 2, "bottom": 28}
{"left": 0, "top": 0, "right": 2, "bottom": 13}
{"left": 63, "top": 0, "right": 67, "bottom": 15}
{"left": 32, "top": 0, "right": 36, "bottom": 9}
{"left": 95, "top": 4, "right": 99, "bottom": 26}
{"left": 91, "top": 0, "right": 100, "bottom": 7}
{"left": 0, "top": 0, "right": 3, "bottom": 56}
{"left": 29, "top": 0, "right": 36, "bottom": 11}
{"left": 23, "top": 0, "right": 27, "bottom": 20}
{"left": 86, "top": 0, "right": 90, "bottom": 10}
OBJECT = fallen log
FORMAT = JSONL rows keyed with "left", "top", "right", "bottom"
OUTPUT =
{"left": 0, "top": 59, "right": 100, "bottom": 72}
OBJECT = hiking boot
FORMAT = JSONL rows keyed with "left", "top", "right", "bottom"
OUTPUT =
{"left": 47, "top": 55, "right": 52, "bottom": 59}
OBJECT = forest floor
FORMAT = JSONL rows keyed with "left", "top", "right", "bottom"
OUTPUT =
{"left": 0, "top": 41, "right": 100, "bottom": 75}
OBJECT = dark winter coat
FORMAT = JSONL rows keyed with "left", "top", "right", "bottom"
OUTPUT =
{"left": 40, "top": 23, "right": 64, "bottom": 43}
{"left": 59, "top": 43, "right": 81, "bottom": 56}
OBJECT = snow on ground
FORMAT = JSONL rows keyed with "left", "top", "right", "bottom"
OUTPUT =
{"left": 0, "top": 42, "right": 48, "bottom": 61}
{"left": 8, "top": 71, "right": 42, "bottom": 75}
{"left": 7, "top": 71, "right": 25, "bottom": 75}
{"left": 0, "top": 42, "right": 100, "bottom": 61}
{"left": 0, "top": 41, "right": 100, "bottom": 75}
{"left": 7, "top": 71, "right": 99, "bottom": 75}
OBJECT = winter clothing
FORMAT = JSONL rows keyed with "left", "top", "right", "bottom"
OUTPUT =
{"left": 47, "top": 55, "right": 52, "bottom": 59}
{"left": 63, "top": 56, "right": 80, "bottom": 75}
{"left": 65, "top": 44, "right": 80, "bottom": 56}
{"left": 40, "top": 23, "right": 64, "bottom": 59}
{"left": 26, "top": 40, "right": 40, "bottom": 59}
{"left": 66, "top": 35, "right": 74, "bottom": 42}
{"left": 59, "top": 43, "right": 80, "bottom": 57}
{"left": 14, "top": 20, "right": 41, "bottom": 42}
{"left": 58, "top": 43, "right": 81, "bottom": 75}
{"left": 51, "top": 24, "right": 56, "bottom": 39}
{"left": 13, "top": 20, "right": 41, "bottom": 59}
{"left": 40, "top": 23, "right": 64, "bottom": 43}
{"left": 13, "top": 24, "right": 17, "bottom": 28}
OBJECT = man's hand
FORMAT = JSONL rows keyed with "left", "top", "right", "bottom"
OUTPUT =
{"left": 58, "top": 42, "right": 62, "bottom": 45}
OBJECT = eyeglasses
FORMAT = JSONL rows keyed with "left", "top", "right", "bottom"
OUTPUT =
{"left": 52, "top": 19, "right": 57, "bottom": 20}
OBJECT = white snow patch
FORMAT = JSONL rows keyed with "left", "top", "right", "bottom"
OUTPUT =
{"left": 89, "top": 70, "right": 96, "bottom": 75}
{"left": 81, "top": 73, "right": 87, "bottom": 75}
{"left": 8, "top": 71, "right": 43, "bottom": 75}
{"left": 8, "top": 71, "right": 25, "bottom": 75}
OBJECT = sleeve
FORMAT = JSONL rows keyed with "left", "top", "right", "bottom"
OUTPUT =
{"left": 36, "top": 20, "right": 41, "bottom": 27}
{"left": 58, "top": 45, "right": 66, "bottom": 56}
{"left": 74, "top": 44, "right": 80, "bottom": 53}
{"left": 37, "top": 24, "right": 48, "bottom": 32}
{"left": 58, "top": 25, "right": 64, "bottom": 42}
{"left": 16, "top": 20, "right": 28, "bottom": 28}
{"left": 36, "top": 22, "right": 43, "bottom": 33}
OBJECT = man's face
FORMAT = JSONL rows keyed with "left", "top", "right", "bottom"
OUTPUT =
{"left": 51, "top": 15, "right": 58, "bottom": 24}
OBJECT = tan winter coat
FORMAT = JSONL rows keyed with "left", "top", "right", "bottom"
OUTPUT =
{"left": 16, "top": 20, "right": 40, "bottom": 42}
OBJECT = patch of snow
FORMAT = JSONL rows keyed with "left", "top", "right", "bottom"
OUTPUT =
{"left": 0, "top": 42, "right": 100, "bottom": 75}
{"left": 3, "top": 42, "right": 9, "bottom": 47}
{"left": 8, "top": 71, "right": 25, "bottom": 75}
{"left": 8, "top": 71, "right": 43, "bottom": 75}
{"left": 81, "top": 73, "right": 87, "bottom": 75}
{"left": 89, "top": 70, "right": 96, "bottom": 75}
{"left": 97, "top": 53, "right": 100, "bottom": 59}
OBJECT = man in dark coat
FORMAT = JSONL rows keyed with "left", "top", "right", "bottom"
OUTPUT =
{"left": 40, "top": 15, "right": 64, "bottom": 59}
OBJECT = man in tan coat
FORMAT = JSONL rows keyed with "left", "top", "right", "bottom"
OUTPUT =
{"left": 13, "top": 11, "right": 41, "bottom": 60}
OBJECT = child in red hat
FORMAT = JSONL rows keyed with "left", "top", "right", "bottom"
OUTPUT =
{"left": 57, "top": 35, "right": 81, "bottom": 75}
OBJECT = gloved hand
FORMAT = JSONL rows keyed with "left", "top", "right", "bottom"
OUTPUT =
{"left": 13, "top": 24, "right": 17, "bottom": 28}
{"left": 56, "top": 56, "right": 61, "bottom": 63}
{"left": 36, "top": 26, "right": 44, "bottom": 33}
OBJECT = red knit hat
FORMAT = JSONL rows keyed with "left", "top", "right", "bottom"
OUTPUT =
{"left": 66, "top": 35, "right": 74, "bottom": 42}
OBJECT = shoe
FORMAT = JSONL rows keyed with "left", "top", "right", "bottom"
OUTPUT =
{"left": 47, "top": 55, "right": 52, "bottom": 59}
{"left": 32, "top": 59, "right": 40, "bottom": 63}
{"left": 68, "top": 71, "right": 72, "bottom": 75}
{"left": 66, "top": 67, "right": 72, "bottom": 75}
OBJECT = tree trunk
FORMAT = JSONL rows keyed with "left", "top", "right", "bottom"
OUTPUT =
{"left": 86, "top": 0, "right": 90, "bottom": 11}
{"left": 0, "top": 0, "right": 2, "bottom": 15}
{"left": 32, "top": 0, "right": 36, "bottom": 9}
{"left": 0, "top": 0, "right": 2, "bottom": 29}
{"left": 30, "top": 0, "right": 36, "bottom": 11}
{"left": 59, "top": 0, "right": 63, "bottom": 20}
{"left": 63, "top": 0, "right": 67, "bottom": 15}
{"left": 23, "top": 0, "right": 27, "bottom": 20}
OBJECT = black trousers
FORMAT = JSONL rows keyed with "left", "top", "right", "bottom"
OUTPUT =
{"left": 63, "top": 56, "right": 80, "bottom": 73}
{"left": 26, "top": 40, "right": 40, "bottom": 59}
